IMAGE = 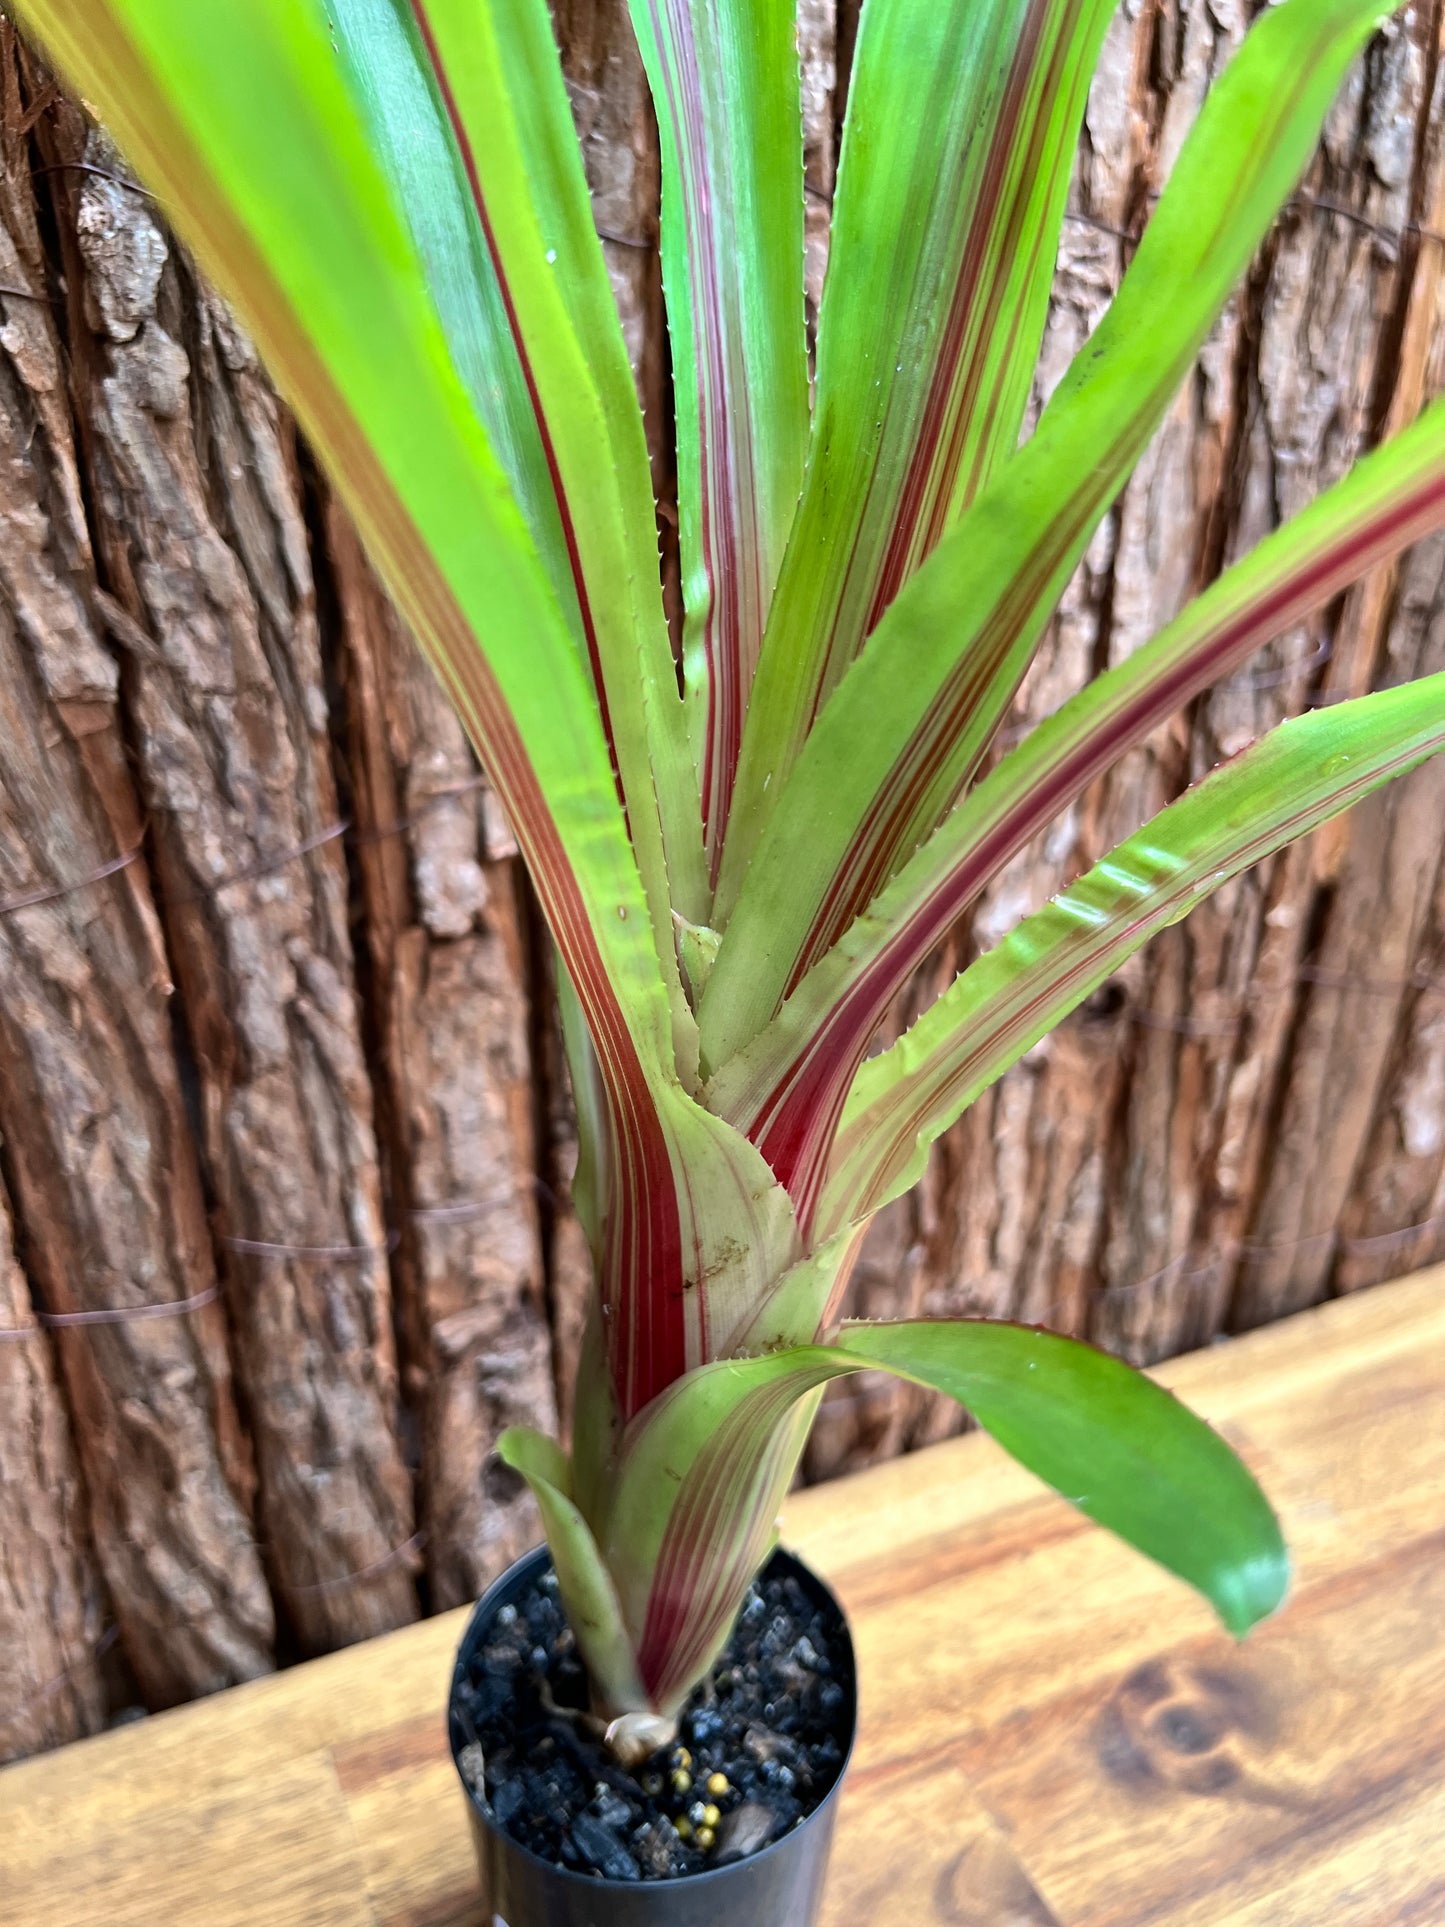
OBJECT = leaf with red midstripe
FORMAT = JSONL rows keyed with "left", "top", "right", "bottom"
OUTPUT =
{"left": 706, "top": 395, "right": 1445, "bottom": 1222}
{"left": 626, "top": 0, "right": 809, "bottom": 880}
{"left": 601, "top": 1310, "right": 1288, "bottom": 1713}
{"left": 822, "top": 673, "right": 1445, "bottom": 1235}
{"left": 717, "top": 0, "right": 1118, "bottom": 921}
{"left": 15, "top": 0, "right": 785, "bottom": 1426}
{"left": 553, "top": 958, "right": 807, "bottom": 1426}
{"left": 702, "top": 0, "right": 1395, "bottom": 1087}
{"left": 604, "top": 1356, "right": 834, "bottom": 1714}
{"left": 393, "top": 0, "right": 709, "bottom": 1036}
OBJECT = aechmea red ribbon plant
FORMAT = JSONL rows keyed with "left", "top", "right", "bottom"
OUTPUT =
{"left": 27, "top": 0, "right": 1445, "bottom": 1760}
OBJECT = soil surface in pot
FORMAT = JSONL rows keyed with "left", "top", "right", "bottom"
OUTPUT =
{"left": 453, "top": 1562, "right": 852, "bottom": 1882}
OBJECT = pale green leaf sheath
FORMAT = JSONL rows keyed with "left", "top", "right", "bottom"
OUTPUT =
{"left": 496, "top": 1428, "right": 646, "bottom": 1720}
{"left": 705, "top": 0, "right": 1397, "bottom": 1080}
{"left": 717, "top": 0, "right": 1119, "bottom": 918}
{"left": 627, "top": 0, "right": 809, "bottom": 879}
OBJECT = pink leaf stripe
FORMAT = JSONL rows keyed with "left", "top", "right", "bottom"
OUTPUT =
{"left": 851, "top": 0, "right": 1089, "bottom": 670}
{"left": 80, "top": 2, "right": 685, "bottom": 1421}
{"left": 715, "top": 28, "right": 1343, "bottom": 1054}
{"left": 824, "top": 695, "right": 1445, "bottom": 1231}
{"left": 636, "top": 1374, "right": 819, "bottom": 1707}
{"left": 291, "top": 376, "right": 690, "bottom": 1416}
{"left": 417, "top": 577, "right": 687, "bottom": 1418}
{"left": 643, "top": 0, "right": 775, "bottom": 870}
{"left": 408, "top": 0, "right": 622, "bottom": 794}
{"left": 712, "top": 0, "right": 1115, "bottom": 929}
{"left": 744, "top": 455, "right": 1445, "bottom": 1224}
{"left": 794, "top": 484, "right": 1114, "bottom": 994}
{"left": 384, "top": 5, "right": 702, "bottom": 1413}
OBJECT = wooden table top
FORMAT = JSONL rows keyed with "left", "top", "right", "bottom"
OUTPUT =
{"left": 3, "top": 1267, "right": 1442, "bottom": 1927}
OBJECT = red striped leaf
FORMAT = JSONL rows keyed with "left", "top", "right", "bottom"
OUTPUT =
{"left": 716, "top": 0, "right": 1118, "bottom": 919}
{"left": 822, "top": 673, "right": 1445, "bottom": 1234}
{"left": 628, "top": 0, "right": 809, "bottom": 879}
{"left": 402, "top": 0, "right": 710, "bottom": 1009}
{"left": 702, "top": 0, "right": 1394, "bottom": 1084}
{"left": 706, "top": 397, "right": 1445, "bottom": 1222}
{"left": 602, "top": 1311, "right": 1288, "bottom": 1713}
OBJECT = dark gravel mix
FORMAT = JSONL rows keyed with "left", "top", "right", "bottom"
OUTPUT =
{"left": 451, "top": 1556, "right": 854, "bottom": 1883}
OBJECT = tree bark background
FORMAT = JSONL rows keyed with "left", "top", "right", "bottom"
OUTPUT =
{"left": 1, "top": 0, "right": 1442, "bottom": 1755}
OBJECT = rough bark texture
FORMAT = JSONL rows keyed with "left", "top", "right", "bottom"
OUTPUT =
{"left": 34, "top": 102, "right": 419, "bottom": 1651}
{"left": 0, "top": 33, "right": 273, "bottom": 1707}
{"left": 329, "top": 504, "right": 555, "bottom": 1612}
{"left": 0, "top": 1176, "right": 107, "bottom": 1764}
{"left": 2, "top": 0, "right": 1444, "bottom": 1757}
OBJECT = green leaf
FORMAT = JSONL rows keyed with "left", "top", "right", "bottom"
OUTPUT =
{"left": 18, "top": 0, "right": 774, "bottom": 1427}
{"left": 603, "top": 1310, "right": 1288, "bottom": 1711}
{"left": 824, "top": 673, "right": 1445, "bottom": 1233}
{"left": 717, "top": 0, "right": 1119, "bottom": 916}
{"left": 704, "top": 394, "right": 1445, "bottom": 1218}
{"left": 17, "top": 0, "right": 689, "bottom": 1090}
{"left": 673, "top": 912, "right": 723, "bottom": 1006}
{"left": 705, "top": 0, "right": 1393, "bottom": 1069}
{"left": 326, "top": 0, "right": 576, "bottom": 634}
{"left": 627, "top": 0, "right": 810, "bottom": 877}
{"left": 604, "top": 1357, "right": 833, "bottom": 1711}
{"left": 836, "top": 1320, "right": 1289, "bottom": 1636}
{"left": 496, "top": 1427, "right": 647, "bottom": 1716}
{"left": 398, "top": 0, "right": 709, "bottom": 1024}
{"left": 550, "top": 914, "right": 808, "bottom": 1428}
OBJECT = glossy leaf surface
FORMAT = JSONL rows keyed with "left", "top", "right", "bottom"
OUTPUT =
{"left": 836, "top": 1319, "right": 1289, "bottom": 1634}
{"left": 604, "top": 1310, "right": 1288, "bottom": 1709}
{"left": 20, "top": 0, "right": 668, "bottom": 1049}
{"left": 17, "top": 0, "right": 768, "bottom": 1427}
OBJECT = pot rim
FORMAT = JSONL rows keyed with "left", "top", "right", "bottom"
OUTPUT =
{"left": 447, "top": 1541, "right": 858, "bottom": 1896}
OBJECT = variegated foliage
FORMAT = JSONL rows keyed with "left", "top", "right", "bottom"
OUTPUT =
{"left": 24, "top": 0, "right": 1444, "bottom": 1733}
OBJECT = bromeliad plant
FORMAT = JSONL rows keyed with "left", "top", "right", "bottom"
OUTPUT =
{"left": 28, "top": 0, "right": 1445, "bottom": 1758}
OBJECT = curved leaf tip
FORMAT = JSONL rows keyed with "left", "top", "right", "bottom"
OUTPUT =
{"left": 836, "top": 1319, "right": 1292, "bottom": 1638}
{"left": 1215, "top": 1543, "right": 1291, "bottom": 1638}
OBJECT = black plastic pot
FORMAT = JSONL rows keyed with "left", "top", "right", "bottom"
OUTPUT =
{"left": 448, "top": 1544, "right": 856, "bottom": 1927}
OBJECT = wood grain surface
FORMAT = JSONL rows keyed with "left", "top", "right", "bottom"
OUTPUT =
{"left": 2, "top": 1267, "right": 1441, "bottom": 1926}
